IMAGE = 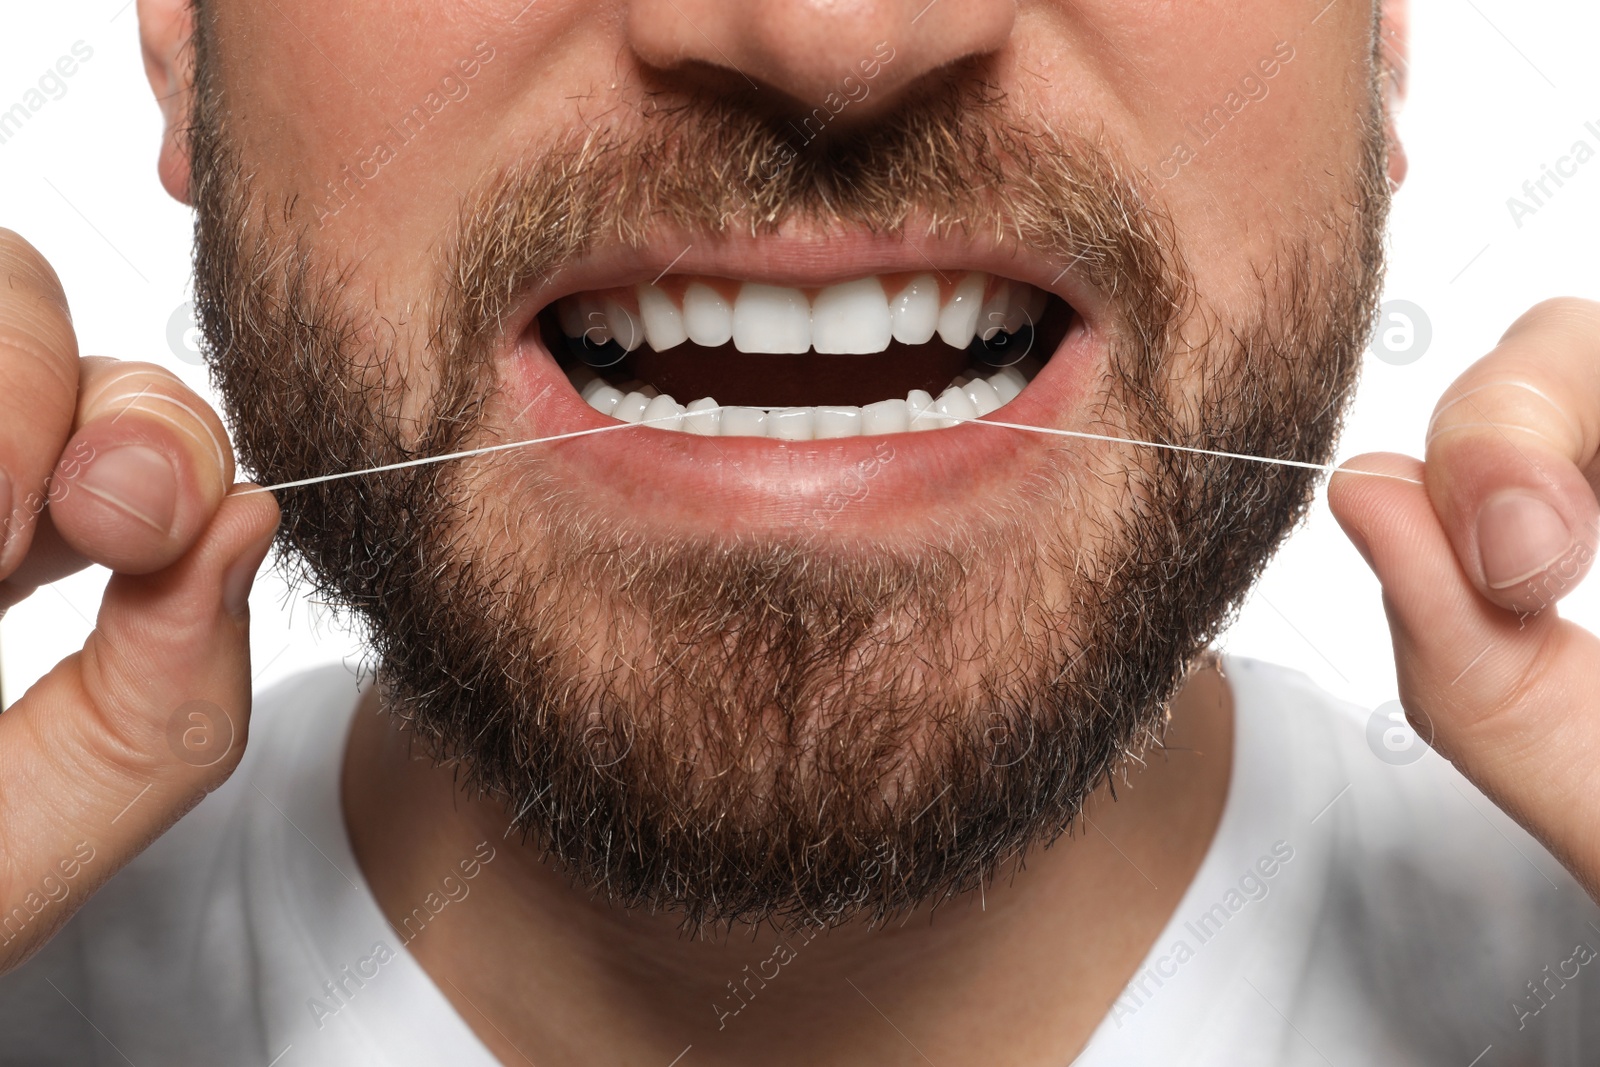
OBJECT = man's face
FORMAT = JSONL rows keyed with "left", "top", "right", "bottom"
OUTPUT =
{"left": 184, "top": 0, "right": 1389, "bottom": 927}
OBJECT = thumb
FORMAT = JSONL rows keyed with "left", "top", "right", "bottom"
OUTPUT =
{"left": 0, "top": 486, "right": 278, "bottom": 970}
{"left": 1328, "top": 451, "right": 1600, "bottom": 894}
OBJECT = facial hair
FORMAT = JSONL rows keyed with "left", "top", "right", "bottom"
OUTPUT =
{"left": 189, "top": 34, "right": 1389, "bottom": 931}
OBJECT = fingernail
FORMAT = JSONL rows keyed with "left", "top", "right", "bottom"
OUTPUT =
{"left": 76, "top": 444, "right": 179, "bottom": 534}
{"left": 1477, "top": 491, "right": 1573, "bottom": 590}
{"left": 223, "top": 533, "right": 274, "bottom": 618}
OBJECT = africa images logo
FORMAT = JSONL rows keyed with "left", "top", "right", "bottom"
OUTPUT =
{"left": 1505, "top": 118, "right": 1600, "bottom": 229}
{"left": 1109, "top": 841, "right": 1296, "bottom": 1026}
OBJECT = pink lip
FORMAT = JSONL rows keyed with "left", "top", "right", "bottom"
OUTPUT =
{"left": 483, "top": 229, "right": 1112, "bottom": 537}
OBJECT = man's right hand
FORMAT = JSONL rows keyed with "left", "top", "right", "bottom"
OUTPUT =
{"left": 0, "top": 229, "right": 279, "bottom": 973}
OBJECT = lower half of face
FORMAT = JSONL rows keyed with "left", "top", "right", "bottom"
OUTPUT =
{"left": 198, "top": 70, "right": 1388, "bottom": 928}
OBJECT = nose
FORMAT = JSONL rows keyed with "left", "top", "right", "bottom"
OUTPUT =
{"left": 627, "top": 0, "right": 1015, "bottom": 116}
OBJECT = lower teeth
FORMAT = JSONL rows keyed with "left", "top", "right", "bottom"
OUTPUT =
{"left": 566, "top": 361, "right": 1037, "bottom": 439}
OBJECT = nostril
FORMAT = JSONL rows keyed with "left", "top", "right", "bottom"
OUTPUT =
{"left": 626, "top": 0, "right": 1014, "bottom": 119}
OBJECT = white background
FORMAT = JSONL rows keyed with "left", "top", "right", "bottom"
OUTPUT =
{"left": 2, "top": 1, "right": 1598, "bottom": 718}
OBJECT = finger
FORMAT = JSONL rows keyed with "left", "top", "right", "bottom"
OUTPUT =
{"left": 46, "top": 357, "right": 235, "bottom": 576}
{"left": 0, "top": 511, "right": 86, "bottom": 614}
{"left": 0, "top": 486, "right": 279, "bottom": 971}
{"left": 1329, "top": 451, "right": 1600, "bottom": 894}
{"left": 0, "top": 229, "right": 81, "bottom": 580}
{"left": 1424, "top": 298, "right": 1600, "bottom": 613}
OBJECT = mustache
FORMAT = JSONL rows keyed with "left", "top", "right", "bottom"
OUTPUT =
{"left": 444, "top": 78, "right": 1187, "bottom": 359}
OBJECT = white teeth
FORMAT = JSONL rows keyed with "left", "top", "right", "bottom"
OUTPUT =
{"left": 636, "top": 284, "right": 688, "bottom": 351}
{"left": 812, "top": 278, "right": 891, "bottom": 354}
{"left": 861, "top": 398, "right": 910, "bottom": 435}
{"left": 890, "top": 273, "right": 940, "bottom": 345}
{"left": 611, "top": 391, "right": 652, "bottom": 423}
{"left": 936, "top": 385, "right": 978, "bottom": 423}
{"left": 559, "top": 271, "right": 1046, "bottom": 356}
{"left": 936, "top": 273, "right": 985, "bottom": 349}
{"left": 767, "top": 406, "right": 816, "bottom": 440}
{"left": 906, "top": 388, "right": 940, "bottom": 431}
{"left": 574, "top": 365, "right": 1030, "bottom": 437}
{"left": 989, "top": 366, "right": 1026, "bottom": 404}
{"left": 978, "top": 279, "right": 1010, "bottom": 342}
{"left": 560, "top": 271, "right": 1047, "bottom": 438}
{"left": 964, "top": 377, "right": 1002, "bottom": 416}
{"left": 641, "top": 393, "right": 684, "bottom": 430}
{"left": 583, "top": 382, "right": 624, "bottom": 415}
{"left": 733, "top": 284, "right": 811, "bottom": 354}
{"left": 720, "top": 406, "right": 768, "bottom": 436}
{"left": 604, "top": 299, "right": 644, "bottom": 352}
{"left": 814, "top": 406, "right": 862, "bottom": 438}
{"left": 682, "top": 396, "right": 721, "bottom": 435}
{"left": 683, "top": 283, "right": 734, "bottom": 347}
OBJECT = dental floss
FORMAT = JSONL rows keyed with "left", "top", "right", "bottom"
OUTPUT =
{"left": 239, "top": 408, "right": 1422, "bottom": 495}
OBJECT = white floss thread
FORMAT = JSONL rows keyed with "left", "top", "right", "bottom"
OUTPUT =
{"left": 238, "top": 406, "right": 1423, "bottom": 496}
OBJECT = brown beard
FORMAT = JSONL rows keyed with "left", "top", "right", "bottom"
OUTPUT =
{"left": 187, "top": 28, "right": 1389, "bottom": 931}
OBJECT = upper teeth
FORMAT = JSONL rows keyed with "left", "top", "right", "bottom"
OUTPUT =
{"left": 558, "top": 272, "right": 1047, "bottom": 356}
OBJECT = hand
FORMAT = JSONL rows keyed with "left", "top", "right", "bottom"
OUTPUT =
{"left": 0, "top": 230, "right": 279, "bottom": 972}
{"left": 1329, "top": 297, "right": 1600, "bottom": 898}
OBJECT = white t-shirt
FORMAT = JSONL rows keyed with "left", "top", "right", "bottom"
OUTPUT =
{"left": 2, "top": 657, "right": 1597, "bottom": 1065}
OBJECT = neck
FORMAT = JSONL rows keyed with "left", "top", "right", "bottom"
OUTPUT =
{"left": 342, "top": 663, "right": 1233, "bottom": 1065}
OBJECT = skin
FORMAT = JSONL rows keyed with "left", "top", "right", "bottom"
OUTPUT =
{"left": 2, "top": 0, "right": 1598, "bottom": 1062}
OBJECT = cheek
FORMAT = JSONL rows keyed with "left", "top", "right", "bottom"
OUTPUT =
{"left": 1008, "top": 1, "right": 1376, "bottom": 321}
{"left": 211, "top": 2, "right": 519, "bottom": 233}
{"left": 210, "top": 0, "right": 626, "bottom": 330}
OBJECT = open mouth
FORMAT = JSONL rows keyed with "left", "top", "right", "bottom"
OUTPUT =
{"left": 538, "top": 271, "right": 1072, "bottom": 441}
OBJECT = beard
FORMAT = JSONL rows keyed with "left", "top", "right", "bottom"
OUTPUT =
{"left": 189, "top": 41, "right": 1389, "bottom": 931}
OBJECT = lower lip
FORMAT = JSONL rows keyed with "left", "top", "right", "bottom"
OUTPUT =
{"left": 491, "top": 322, "right": 1104, "bottom": 535}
